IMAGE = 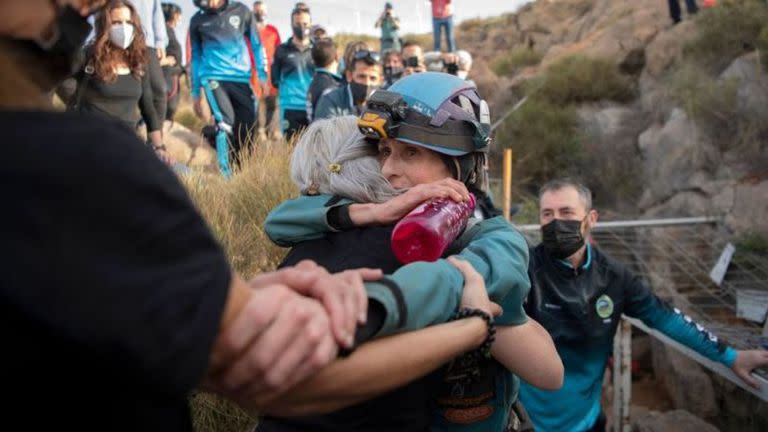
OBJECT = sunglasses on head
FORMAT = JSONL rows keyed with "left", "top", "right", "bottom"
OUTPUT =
{"left": 352, "top": 49, "right": 381, "bottom": 64}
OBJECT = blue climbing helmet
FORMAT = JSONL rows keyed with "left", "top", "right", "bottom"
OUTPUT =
{"left": 358, "top": 72, "right": 492, "bottom": 156}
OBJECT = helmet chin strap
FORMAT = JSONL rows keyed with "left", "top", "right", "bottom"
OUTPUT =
{"left": 452, "top": 157, "right": 462, "bottom": 182}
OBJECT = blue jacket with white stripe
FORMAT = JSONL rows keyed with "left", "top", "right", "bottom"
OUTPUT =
{"left": 189, "top": 1, "right": 267, "bottom": 99}
{"left": 271, "top": 39, "right": 315, "bottom": 111}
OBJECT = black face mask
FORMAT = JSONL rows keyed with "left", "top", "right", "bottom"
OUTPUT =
{"left": 384, "top": 65, "right": 403, "bottom": 83}
{"left": 541, "top": 219, "right": 585, "bottom": 260}
{"left": 14, "top": 5, "right": 93, "bottom": 87}
{"left": 349, "top": 81, "right": 377, "bottom": 106}
{"left": 254, "top": 12, "right": 266, "bottom": 22}
{"left": 292, "top": 25, "right": 310, "bottom": 40}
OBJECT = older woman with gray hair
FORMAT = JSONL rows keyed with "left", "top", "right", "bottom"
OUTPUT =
{"left": 289, "top": 115, "right": 397, "bottom": 204}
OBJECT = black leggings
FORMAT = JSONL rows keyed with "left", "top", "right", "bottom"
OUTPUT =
{"left": 282, "top": 109, "right": 309, "bottom": 141}
{"left": 144, "top": 48, "right": 167, "bottom": 126}
{"left": 163, "top": 68, "right": 181, "bottom": 122}
{"left": 204, "top": 80, "right": 257, "bottom": 162}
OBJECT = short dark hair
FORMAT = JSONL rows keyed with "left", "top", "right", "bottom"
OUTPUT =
{"left": 253, "top": 1, "right": 262, "bottom": 6}
{"left": 291, "top": 2, "right": 310, "bottom": 19}
{"left": 161, "top": 2, "right": 181, "bottom": 23}
{"left": 383, "top": 49, "right": 402, "bottom": 63}
{"left": 402, "top": 40, "right": 421, "bottom": 50}
{"left": 312, "top": 38, "right": 337, "bottom": 68}
{"left": 539, "top": 178, "right": 593, "bottom": 210}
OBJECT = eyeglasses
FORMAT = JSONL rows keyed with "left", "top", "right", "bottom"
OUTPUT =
{"left": 352, "top": 49, "right": 381, "bottom": 64}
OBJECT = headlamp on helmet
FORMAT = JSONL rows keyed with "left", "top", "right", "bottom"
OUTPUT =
{"left": 358, "top": 90, "right": 408, "bottom": 140}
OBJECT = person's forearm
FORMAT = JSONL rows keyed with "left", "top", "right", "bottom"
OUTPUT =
{"left": 348, "top": 203, "right": 377, "bottom": 226}
{"left": 257, "top": 317, "right": 487, "bottom": 416}
{"left": 491, "top": 321, "right": 563, "bottom": 390}
{"left": 148, "top": 130, "right": 163, "bottom": 146}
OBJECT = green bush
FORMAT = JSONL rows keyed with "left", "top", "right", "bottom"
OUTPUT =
{"left": 684, "top": 0, "right": 768, "bottom": 72}
{"left": 736, "top": 231, "right": 768, "bottom": 257}
{"left": 534, "top": 55, "right": 635, "bottom": 105}
{"left": 495, "top": 98, "right": 583, "bottom": 189}
{"left": 492, "top": 47, "right": 543, "bottom": 76}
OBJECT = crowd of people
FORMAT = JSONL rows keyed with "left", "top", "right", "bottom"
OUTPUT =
{"left": 3, "top": 1, "right": 768, "bottom": 432}
{"left": 53, "top": 0, "right": 476, "bottom": 177}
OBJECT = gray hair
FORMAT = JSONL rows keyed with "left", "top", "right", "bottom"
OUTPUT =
{"left": 538, "top": 178, "right": 593, "bottom": 210}
{"left": 290, "top": 116, "right": 398, "bottom": 203}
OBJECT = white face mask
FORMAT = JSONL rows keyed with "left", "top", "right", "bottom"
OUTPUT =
{"left": 457, "top": 71, "right": 469, "bottom": 80}
{"left": 109, "top": 23, "right": 135, "bottom": 50}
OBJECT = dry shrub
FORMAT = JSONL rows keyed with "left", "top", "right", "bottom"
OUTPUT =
{"left": 181, "top": 137, "right": 298, "bottom": 432}
{"left": 181, "top": 140, "right": 296, "bottom": 278}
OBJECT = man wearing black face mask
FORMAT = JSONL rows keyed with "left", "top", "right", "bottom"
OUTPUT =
{"left": 313, "top": 49, "right": 381, "bottom": 120}
{"left": 0, "top": 0, "right": 379, "bottom": 430}
{"left": 519, "top": 178, "right": 768, "bottom": 432}
{"left": 272, "top": 5, "right": 315, "bottom": 139}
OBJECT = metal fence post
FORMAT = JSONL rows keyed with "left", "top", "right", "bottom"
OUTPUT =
{"left": 612, "top": 318, "right": 632, "bottom": 432}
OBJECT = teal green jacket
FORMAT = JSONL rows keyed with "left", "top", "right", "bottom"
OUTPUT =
{"left": 264, "top": 194, "right": 530, "bottom": 335}
{"left": 265, "top": 194, "right": 531, "bottom": 430}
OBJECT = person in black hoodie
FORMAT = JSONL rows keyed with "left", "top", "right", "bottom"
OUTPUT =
{"left": 1, "top": 0, "right": 380, "bottom": 430}
{"left": 161, "top": 2, "right": 183, "bottom": 122}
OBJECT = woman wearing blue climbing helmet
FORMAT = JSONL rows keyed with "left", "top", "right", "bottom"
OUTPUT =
{"left": 262, "top": 72, "right": 563, "bottom": 432}
{"left": 358, "top": 71, "right": 500, "bottom": 218}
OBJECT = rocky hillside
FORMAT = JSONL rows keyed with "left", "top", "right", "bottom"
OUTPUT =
{"left": 457, "top": 0, "right": 768, "bottom": 240}
{"left": 454, "top": 1, "right": 768, "bottom": 431}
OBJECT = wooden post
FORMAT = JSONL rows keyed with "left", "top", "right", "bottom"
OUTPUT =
{"left": 503, "top": 149, "right": 513, "bottom": 221}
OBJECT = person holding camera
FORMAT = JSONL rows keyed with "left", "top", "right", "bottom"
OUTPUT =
{"left": 401, "top": 40, "right": 425, "bottom": 77}
{"left": 375, "top": 2, "right": 401, "bottom": 54}
{"left": 424, "top": 50, "right": 473, "bottom": 82}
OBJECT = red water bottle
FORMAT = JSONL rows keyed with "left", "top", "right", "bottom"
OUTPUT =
{"left": 391, "top": 193, "right": 476, "bottom": 264}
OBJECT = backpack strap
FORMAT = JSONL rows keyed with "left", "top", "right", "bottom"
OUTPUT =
{"left": 68, "top": 49, "right": 96, "bottom": 111}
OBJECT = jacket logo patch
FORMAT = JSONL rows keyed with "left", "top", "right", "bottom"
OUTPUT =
{"left": 596, "top": 294, "right": 614, "bottom": 319}
{"left": 229, "top": 16, "right": 241, "bottom": 29}
{"left": 443, "top": 406, "right": 494, "bottom": 424}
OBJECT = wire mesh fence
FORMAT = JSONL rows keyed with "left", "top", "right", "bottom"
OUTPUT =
{"left": 516, "top": 219, "right": 768, "bottom": 380}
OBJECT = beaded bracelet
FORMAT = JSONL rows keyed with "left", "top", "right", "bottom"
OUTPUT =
{"left": 452, "top": 307, "right": 496, "bottom": 359}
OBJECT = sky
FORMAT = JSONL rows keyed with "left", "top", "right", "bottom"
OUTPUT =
{"left": 173, "top": 0, "right": 533, "bottom": 49}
